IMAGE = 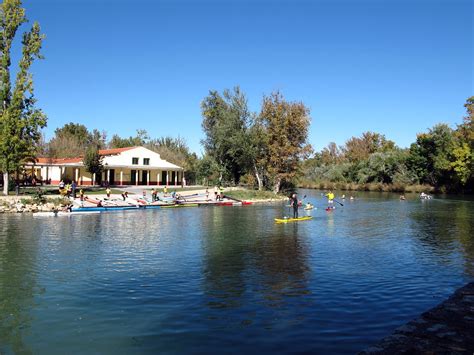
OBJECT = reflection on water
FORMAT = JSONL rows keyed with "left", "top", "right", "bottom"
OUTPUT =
{"left": 0, "top": 191, "right": 473, "bottom": 354}
{"left": 0, "top": 217, "right": 38, "bottom": 355}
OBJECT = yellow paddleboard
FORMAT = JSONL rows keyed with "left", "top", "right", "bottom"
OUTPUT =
{"left": 274, "top": 216, "right": 312, "bottom": 223}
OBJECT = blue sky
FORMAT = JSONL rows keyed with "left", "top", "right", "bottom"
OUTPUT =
{"left": 15, "top": 0, "right": 473, "bottom": 154}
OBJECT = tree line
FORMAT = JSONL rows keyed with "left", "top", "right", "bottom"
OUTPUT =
{"left": 300, "top": 97, "right": 473, "bottom": 193}
{"left": 1, "top": 1, "right": 471, "bottom": 195}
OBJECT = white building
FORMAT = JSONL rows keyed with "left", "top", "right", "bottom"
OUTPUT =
{"left": 25, "top": 146, "right": 184, "bottom": 186}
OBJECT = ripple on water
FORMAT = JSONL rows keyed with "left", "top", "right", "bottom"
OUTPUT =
{"left": 0, "top": 192, "right": 473, "bottom": 354}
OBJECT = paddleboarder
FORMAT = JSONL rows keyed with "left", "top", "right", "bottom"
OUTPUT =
{"left": 290, "top": 193, "right": 299, "bottom": 218}
{"left": 325, "top": 190, "right": 335, "bottom": 209}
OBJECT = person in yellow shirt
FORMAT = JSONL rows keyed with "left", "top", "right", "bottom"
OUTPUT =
{"left": 325, "top": 190, "right": 335, "bottom": 209}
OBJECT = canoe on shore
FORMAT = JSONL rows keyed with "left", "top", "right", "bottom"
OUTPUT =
{"left": 34, "top": 211, "right": 101, "bottom": 217}
{"left": 161, "top": 203, "right": 199, "bottom": 208}
{"left": 72, "top": 206, "right": 140, "bottom": 212}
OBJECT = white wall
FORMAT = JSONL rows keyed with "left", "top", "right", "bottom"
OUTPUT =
{"left": 103, "top": 147, "right": 181, "bottom": 170}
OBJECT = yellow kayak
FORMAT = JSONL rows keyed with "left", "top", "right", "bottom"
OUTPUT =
{"left": 275, "top": 216, "right": 312, "bottom": 223}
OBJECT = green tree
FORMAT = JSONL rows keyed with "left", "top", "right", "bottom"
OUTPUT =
{"left": 48, "top": 123, "right": 106, "bottom": 158}
{"left": 320, "top": 142, "right": 344, "bottom": 165}
{"left": 201, "top": 87, "right": 252, "bottom": 184}
{"left": 450, "top": 97, "right": 474, "bottom": 189}
{"left": 147, "top": 136, "right": 198, "bottom": 184}
{"left": 407, "top": 124, "right": 455, "bottom": 187}
{"left": 83, "top": 146, "right": 103, "bottom": 185}
{"left": 196, "top": 154, "right": 219, "bottom": 185}
{"left": 450, "top": 142, "right": 471, "bottom": 186}
{"left": 247, "top": 120, "right": 269, "bottom": 190}
{"left": 258, "top": 91, "right": 312, "bottom": 193}
{"left": 343, "top": 132, "right": 395, "bottom": 163}
{"left": 0, "top": 0, "right": 46, "bottom": 195}
{"left": 108, "top": 129, "right": 149, "bottom": 148}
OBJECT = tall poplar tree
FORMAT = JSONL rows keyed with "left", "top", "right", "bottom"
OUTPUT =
{"left": 0, "top": 0, "right": 46, "bottom": 195}
{"left": 201, "top": 87, "right": 252, "bottom": 184}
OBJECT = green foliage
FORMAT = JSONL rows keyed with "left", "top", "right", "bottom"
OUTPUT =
{"left": 343, "top": 132, "right": 395, "bottom": 163}
{"left": 196, "top": 154, "right": 220, "bottom": 185}
{"left": 200, "top": 88, "right": 312, "bottom": 192}
{"left": 407, "top": 124, "right": 455, "bottom": 186}
{"left": 303, "top": 97, "right": 474, "bottom": 193}
{"left": 201, "top": 87, "right": 253, "bottom": 184}
{"left": 32, "top": 188, "right": 45, "bottom": 204}
{"left": 48, "top": 123, "right": 106, "bottom": 158}
{"left": 83, "top": 146, "right": 103, "bottom": 182}
{"left": 258, "top": 91, "right": 312, "bottom": 193}
{"left": 0, "top": 0, "right": 46, "bottom": 195}
{"left": 450, "top": 142, "right": 471, "bottom": 185}
{"left": 108, "top": 129, "right": 149, "bottom": 149}
{"left": 225, "top": 189, "right": 286, "bottom": 201}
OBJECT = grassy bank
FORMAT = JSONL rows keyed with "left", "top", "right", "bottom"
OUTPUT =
{"left": 298, "top": 181, "right": 435, "bottom": 193}
{"left": 225, "top": 189, "right": 287, "bottom": 201}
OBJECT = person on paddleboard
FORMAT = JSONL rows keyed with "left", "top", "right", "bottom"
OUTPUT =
{"left": 325, "top": 190, "right": 335, "bottom": 209}
{"left": 290, "top": 193, "right": 299, "bottom": 218}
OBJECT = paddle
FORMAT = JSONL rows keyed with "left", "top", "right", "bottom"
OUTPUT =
{"left": 333, "top": 199, "right": 344, "bottom": 206}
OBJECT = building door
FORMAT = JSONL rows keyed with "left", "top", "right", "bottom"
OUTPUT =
{"left": 161, "top": 171, "right": 166, "bottom": 185}
{"left": 141, "top": 170, "right": 148, "bottom": 185}
{"left": 131, "top": 170, "right": 137, "bottom": 185}
{"left": 171, "top": 171, "right": 176, "bottom": 185}
{"left": 109, "top": 169, "right": 115, "bottom": 185}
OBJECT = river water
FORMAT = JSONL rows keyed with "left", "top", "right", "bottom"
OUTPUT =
{"left": 0, "top": 190, "right": 473, "bottom": 354}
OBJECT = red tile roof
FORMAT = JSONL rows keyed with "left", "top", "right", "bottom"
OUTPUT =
{"left": 33, "top": 147, "right": 137, "bottom": 165}
{"left": 32, "top": 147, "right": 136, "bottom": 164}
{"left": 35, "top": 157, "right": 83, "bottom": 164}
{"left": 99, "top": 147, "right": 136, "bottom": 155}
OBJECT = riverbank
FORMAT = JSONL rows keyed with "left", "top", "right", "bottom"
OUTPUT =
{"left": 224, "top": 189, "right": 287, "bottom": 203}
{"left": 298, "top": 181, "right": 434, "bottom": 193}
{"left": 360, "top": 282, "right": 474, "bottom": 354}
{"left": 0, "top": 187, "right": 286, "bottom": 213}
{"left": 0, "top": 196, "right": 70, "bottom": 213}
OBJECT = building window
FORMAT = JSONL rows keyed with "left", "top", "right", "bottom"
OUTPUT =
{"left": 143, "top": 158, "right": 150, "bottom": 165}
{"left": 132, "top": 157, "right": 139, "bottom": 165}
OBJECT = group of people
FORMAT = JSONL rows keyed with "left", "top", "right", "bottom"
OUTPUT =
{"left": 147, "top": 186, "right": 178, "bottom": 202}
{"left": 205, "top": 186, "right": 225, "bottom": 201}
{"left": 288, "top": 190, "right": 356, "bottom": 218}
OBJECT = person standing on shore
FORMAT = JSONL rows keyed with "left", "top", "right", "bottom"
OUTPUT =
{"left": 71, "top": 181, "right": 77, "bottom": 199}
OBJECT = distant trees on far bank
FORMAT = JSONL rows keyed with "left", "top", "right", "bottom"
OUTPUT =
{"left": 301, "top": 97, "right": 473, "bottom": 193}
{"left": 35, "top": 94, "right": 473, "bottom": 194}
